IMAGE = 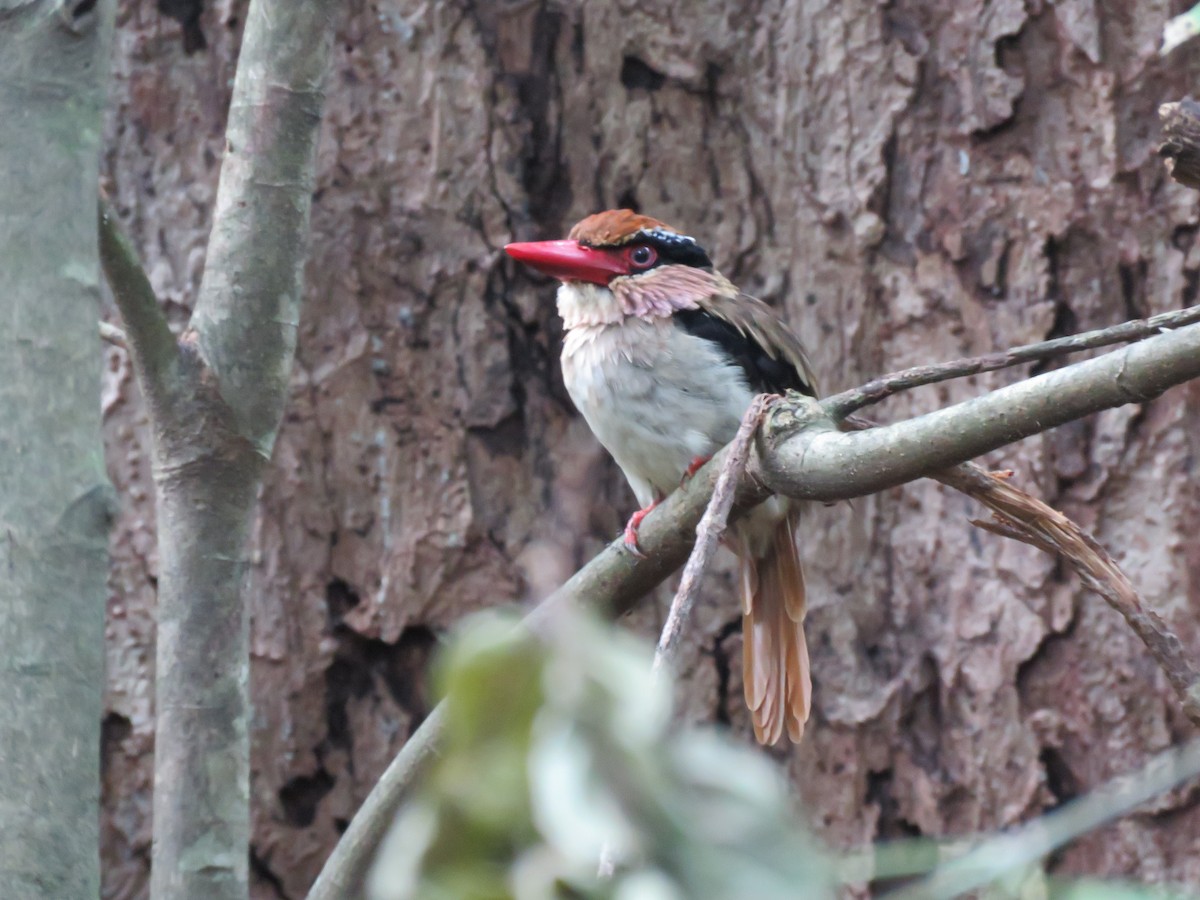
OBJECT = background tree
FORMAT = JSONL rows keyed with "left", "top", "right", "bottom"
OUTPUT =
{"left": 97, "top": 1, "right": 1200, "bottom": 898}
{"left": 100, "top": 2, "right": 337, "bottom": 898}
{"left": 1, "top": 3, "right": 115, "bottom": 897}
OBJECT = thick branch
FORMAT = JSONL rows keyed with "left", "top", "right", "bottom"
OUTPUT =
{"left": 759, "top": 321, "right": 1200, "bottom": 500}
{"left": 189, "top": 4, "right": 337, "bottom": 458}
{"left": 97, "top": 202, "right": 179, "bottom": 408}
{"left": 825, "top": 303, "right": 1200, "bottom": 418}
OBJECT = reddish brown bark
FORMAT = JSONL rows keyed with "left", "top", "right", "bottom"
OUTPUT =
{"left": 101, "top": 1, "right": 1200, "bottom": 896}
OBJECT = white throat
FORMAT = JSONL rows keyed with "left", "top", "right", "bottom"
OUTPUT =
{"left": 555, "top": 282, "right": 624, "bottom": 329}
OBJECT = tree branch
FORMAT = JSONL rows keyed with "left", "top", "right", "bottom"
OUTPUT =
{"left": 97, "top": 201, "right": 179, "bottom": 407}
{"left": 839, "top": 411, "right": 1200, "bottom": 729}
{"left": 307, "top": 445, "right": 761, "bottom": 900}
{"left": 758, "top": 321, "right": 1200, "bottom": 501}
{"left": 99, "top": 320, "right": 128, "bottom": 349}
{"left": 825, "top": 303, "right": 1200, "bottom": 418}
{"left": 311, "top": 321, "right": 1200, "bottom": 899}
{"left": 188, "top": 5, "right": 337, "bottom": 458}
{"left": 652, "top": 394, "right": 774, "bottom": 675}
{"left": 307, "top": 705, "right": 448, "bottom": 900}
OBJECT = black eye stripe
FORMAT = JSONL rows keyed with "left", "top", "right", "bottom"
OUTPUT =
{"left": 634, "top": 229, "right": 713, "bottom": 268}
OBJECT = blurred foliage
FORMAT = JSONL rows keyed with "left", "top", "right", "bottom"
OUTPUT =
{"left": 366, "top": 606, "right": 1200, "bottom": 900}
{"left": 1051, "top": 883, "right": 1200, "bottom": 900}
{"left": 1162, "top": 2, "right": 1200, "bottom": 55}
{"left": 366, "top": 608, "right": 830, "bottom": 900}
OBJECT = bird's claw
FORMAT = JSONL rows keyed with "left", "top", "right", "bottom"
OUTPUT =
{"left": 622, "top": 498, "right": 660, "bottom": 558}
{"left": 680, "top": 454, "right": 712, "bottom": 487}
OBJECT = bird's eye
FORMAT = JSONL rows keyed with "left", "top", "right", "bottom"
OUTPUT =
{"left": 628, "top": 245, "right": 658, "bottom": 269}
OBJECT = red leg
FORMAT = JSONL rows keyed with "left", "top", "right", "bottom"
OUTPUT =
{"left": 681, "top": 454, "right": 712, "bottom": 486}
{"left": 622, "top": 497, "right": 661, "bottom": 558}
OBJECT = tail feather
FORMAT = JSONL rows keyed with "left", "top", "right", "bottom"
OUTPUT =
{"left": 739, "top": 513, "right": 811, "bottom": 745}
{"left": 742, "top": 595, "right": 769, "bottom": 713}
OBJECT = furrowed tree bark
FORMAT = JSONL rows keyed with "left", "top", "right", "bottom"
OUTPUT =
{"left": 102, "top": 3, "right": 1200, "bottom": 896}
{"left": 1159, "top": 98, "right": 1200, "bottom": 190}
{"left": 0, "top": 2, "right": 116, "bottom": 897}
{"left": 104, "top": 3, "right": 339, "bottom": 899}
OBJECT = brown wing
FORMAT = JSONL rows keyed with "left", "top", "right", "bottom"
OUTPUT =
{"left": 675, "top": 291, "right": 819, "bottom": 398}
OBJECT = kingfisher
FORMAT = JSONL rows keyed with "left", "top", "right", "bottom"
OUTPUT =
{"left": 507, "top": 209, "right": 818, "bottom": 744}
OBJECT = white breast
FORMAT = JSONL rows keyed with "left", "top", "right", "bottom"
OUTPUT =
{"left": 561, "top": 316, "right": 756, "bottom": 507}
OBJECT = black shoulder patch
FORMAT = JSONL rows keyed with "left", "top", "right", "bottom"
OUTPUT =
{"left": 674, "top": 308, "right": 815, "bottom": 396}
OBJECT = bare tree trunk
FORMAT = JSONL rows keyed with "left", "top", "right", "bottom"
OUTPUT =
{"left": 100, "top": 1, "right": 1200, "bottom": 897}
{"left": 0, "top": 1, "right": 116, "bottom": 897}
{"left": 97, "top": 4, "right": 339, "bottom": 899}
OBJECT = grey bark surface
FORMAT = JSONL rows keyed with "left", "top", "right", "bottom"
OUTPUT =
{"left": 0, "top": 1, "right": 116, "bottom": 898}
{"left": 100, "top": 1, "right": 1200, "bottom": 897}
{"left": 100, "top": 3, "right": 339, "bottom": 899}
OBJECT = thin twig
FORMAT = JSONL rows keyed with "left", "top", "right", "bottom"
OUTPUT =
{"left": 97, "top": 201, "right": 179, "bottom": 408}
{"left": 824, "top": 304, "right": 1200, "bottom": 419}
{"left": 596, "top": 841, "right": 616, "bottom": 879}
{"left": 652, "top": 394, "right": 776, "bottom": 675}
{"left": 99, "top": 320, "right": 128, "bottom": 349}
{"left": 889, "top": 738, "right": 1200, "bottom": 900}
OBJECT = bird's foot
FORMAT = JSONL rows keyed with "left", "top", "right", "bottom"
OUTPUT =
{"left": 622, "top": 497, "right": 661, "bottom": 558}
{"left": 680, "top": 454, "right": 712, "bottom": 487}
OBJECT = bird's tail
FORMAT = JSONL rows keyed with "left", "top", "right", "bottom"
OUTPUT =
{"left": 739, "top": 513, "right": 811, "bottom": 744}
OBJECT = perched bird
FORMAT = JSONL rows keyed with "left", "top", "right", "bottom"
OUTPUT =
{"left": 506, "top": 210, "right": 819, "bottom": 744}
